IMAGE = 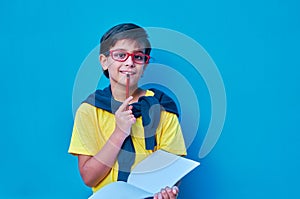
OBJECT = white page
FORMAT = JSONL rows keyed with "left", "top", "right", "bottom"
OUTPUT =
{"left": 88, "top": 181, "right": 152, "bottom": 199}
{"left": 127, "top": 150, "right": 200, "bottom": 194}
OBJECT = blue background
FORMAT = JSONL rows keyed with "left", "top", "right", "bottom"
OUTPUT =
{"left": 1, "top": 0, "right": 299, "bottom": 198}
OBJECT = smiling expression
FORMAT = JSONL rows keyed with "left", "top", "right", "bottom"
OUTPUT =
{"left": 100, "top": 39, "right": 148, "bottom": 88}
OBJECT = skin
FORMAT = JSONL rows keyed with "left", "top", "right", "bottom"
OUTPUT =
{"left": 100, "top": 39, "right": 147, "bottom": 102}
{"left": 77, "top": 39, "right": 179, "bottom": 198}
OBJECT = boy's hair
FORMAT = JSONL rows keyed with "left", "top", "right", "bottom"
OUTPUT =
{"left": 100, "top": 23, "right": 151, "bottom": 78}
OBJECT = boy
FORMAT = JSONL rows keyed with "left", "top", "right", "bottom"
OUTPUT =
{"left": 68, "top": 23, "right": 186, "bottom": 199}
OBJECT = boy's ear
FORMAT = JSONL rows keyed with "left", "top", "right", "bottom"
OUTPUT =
{"left": 99, "top": 54, "right": 108, "bottom": 70}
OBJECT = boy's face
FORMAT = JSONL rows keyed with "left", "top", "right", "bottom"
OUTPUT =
{"left": 100, "top": 39, "right": 147, "bottom": 88}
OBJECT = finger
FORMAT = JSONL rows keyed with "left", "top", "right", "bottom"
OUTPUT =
{"left": 166, "top": 187, "right": 173, "bottom": 196}
{"left": 121, "top": 109, "right": 132, "bottom": 115}
{"left": 128, "top": 105, "right": 133, "bottom": 110}
{"left": 160, "top": 188, "right": 169, "bottom": 199}
{"left": 118, "top": 96, "right": 133, "bottom": 111}
{"left": 115, "top": 109, "right": 131, "bottom": 120}
{"left": 129, "top": 115, "right": 136, "bottom": 123}
{"left": 172, "top": 186, "right": 179, "bottom": 195}
{"left": 166, "top": 187, "right": 177, "bottom": 199}
{"left": 126, "top": 115, "right": 136, "bottom": 124}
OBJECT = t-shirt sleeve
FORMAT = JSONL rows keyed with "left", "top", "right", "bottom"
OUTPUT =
{"left": 156, "top": 111, "right": 187, "bottom": 156}
{"left": 68, "top": 103, "right": 101, "bottom": 156}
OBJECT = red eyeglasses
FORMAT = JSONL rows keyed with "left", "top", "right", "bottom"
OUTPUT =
{"left": 109, "top": 49, "right": 150, "bottom": 64}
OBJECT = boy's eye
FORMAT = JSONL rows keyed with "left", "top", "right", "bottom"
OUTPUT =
{"left": 115, "top": 52, "right": 127, "bottom": 59}
{"left": 134, "top": 53, "right": 145, "bottom": 61}
{"left": 134, "top": 55, "right": 143, "bottom": 60}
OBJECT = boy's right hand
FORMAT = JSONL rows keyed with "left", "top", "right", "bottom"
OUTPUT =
{"left": 115, "top": 96, "right": 136, "bottom": 137}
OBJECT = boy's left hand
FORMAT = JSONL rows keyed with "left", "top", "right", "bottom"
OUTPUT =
{"left": 153, "top": 186, "right": 179, "bottom": 199}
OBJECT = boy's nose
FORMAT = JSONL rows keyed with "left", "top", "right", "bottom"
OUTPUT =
{"left": 124, "top": 55, "right": 135, "bottom": 67}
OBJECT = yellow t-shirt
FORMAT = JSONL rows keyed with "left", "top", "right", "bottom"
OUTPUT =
{"left": 68, "top": 90, "right": 187, "bottom": 192}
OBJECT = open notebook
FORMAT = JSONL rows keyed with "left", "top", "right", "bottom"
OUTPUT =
{"left": 89, "top": 150, "right": 200, "bottom": 199}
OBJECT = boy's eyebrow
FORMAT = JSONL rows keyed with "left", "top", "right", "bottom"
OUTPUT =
{"left": 113, "top": 48, "right": 145, "bottom": 53}
{"left": 113, "top": 48, "right": 126, "bottom": 51}
{"left": 134, "top": 50, "right": 145, "bottom": 53}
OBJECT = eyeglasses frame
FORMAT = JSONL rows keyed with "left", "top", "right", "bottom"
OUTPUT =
{"left": 108, "top": 49, "right": 150, "bottom": 64}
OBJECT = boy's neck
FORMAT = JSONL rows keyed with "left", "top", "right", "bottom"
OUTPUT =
{"left": 111, "top": 84, "right": 144, "bottom": 102}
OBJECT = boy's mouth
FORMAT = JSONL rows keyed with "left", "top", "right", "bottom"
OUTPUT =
{"left": 120, "top": 70, "right": 135, "bottom": 75}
